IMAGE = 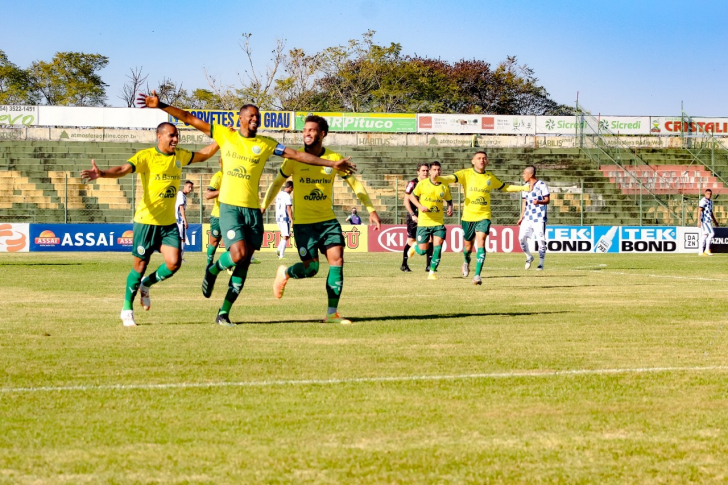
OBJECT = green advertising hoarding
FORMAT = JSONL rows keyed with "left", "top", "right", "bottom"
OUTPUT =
{"left": 294, "top": 112, "right": 416, "bottom": 133}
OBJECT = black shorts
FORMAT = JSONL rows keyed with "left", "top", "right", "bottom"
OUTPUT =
{"left": 406, "top": 216, "right": 418, "bottom": 239}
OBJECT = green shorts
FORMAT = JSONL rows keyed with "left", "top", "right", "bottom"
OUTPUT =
{"left": 219, "top": 203, "right": 264, "bottom": 250}
{"left": 462, "top": 219, "right": 492, "bottom": 241}
{"left": 131, "top": 222, "right": 181, "bottom": 260}
{"left": 416, "top": 225, "right": 446, "bottom": 243}
{"left": 293, "top": 219, "right": 345, "bottom": 261}
{"left": 209, "top": 216, "right": 221, "bottom": 240}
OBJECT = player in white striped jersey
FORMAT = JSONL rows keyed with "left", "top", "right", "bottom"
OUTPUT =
{"left": 275, "top": 181, "right": 294, "bottom": 258}
{"left": 517, "top": 166, "right": 550, "bottom": 270}
{"left": 175, "top": 180, "right": 194, "bottom": 262}
{"left": 698, "top": 188, "right": 719, "bottom": 256}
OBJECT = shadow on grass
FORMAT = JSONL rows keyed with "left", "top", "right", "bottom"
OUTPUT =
{"left": 0, "top": 263, "right": 84, "bottom": 266}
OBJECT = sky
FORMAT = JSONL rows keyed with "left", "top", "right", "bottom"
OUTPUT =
{"left": 2, "top": 0, "right": 727, "bottom": 116}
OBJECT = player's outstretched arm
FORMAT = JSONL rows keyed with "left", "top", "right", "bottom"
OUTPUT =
{"left": 138, "top": 90, "right": 212, "bottom": 137}
{"left": 282, "top": 148, "right": 356, "bottom": 175}
{"left": 261, "top": 171, "right": 288, "bottom": 215}
{"left": 81, "top": 159, "right": 133, "bottom": 182}
{"left": 344, "top": 175, "right": 381, "bottom": 229}
{"left": 501, "top": 183, "right": 530, "bottom": 192}
{"left": 190, "top": 142, "right": 220, "bottom": 164}
{"left": 436, "top": 174, "right": 458, "bottom": 184}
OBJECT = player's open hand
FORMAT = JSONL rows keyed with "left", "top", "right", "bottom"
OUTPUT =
{"left": 420, "top": 207, "right": 429, "bottom": 213}
{"left": 136, "top": 90, "right": 160, "bottom": 109}
{"left": 333, "top": 157, "right": 357, "bottom": 175}
{"left": 81, "top": 159, "right": 101, "bottom": 182}
{"left": 446, "top": 205, "right": 453, "bottom": 217}
{"left": 369, "top": 211, "right": 381, "bottom": 230}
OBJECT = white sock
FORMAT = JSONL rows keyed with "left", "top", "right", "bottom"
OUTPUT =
{"left": 278, "top": 239, "right": 287, "bottom": 257}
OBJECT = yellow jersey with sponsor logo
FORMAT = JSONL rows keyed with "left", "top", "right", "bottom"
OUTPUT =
{"left": 128, "top": 147, "right": 193, "bottom": 226}
{"left": 454, "top": 169, "right": 506, "bottom": 221}
{"left": 208, "top": 170, "right": 222, "bottom": 218}
{"left": 211, "top": 123, "right": 285, "bottom": 209}
{"left": 280, "top": 148, "right": 346, "bottom": 224}
{"left": 412, "top": 178, "right": 451, "bottom": 227}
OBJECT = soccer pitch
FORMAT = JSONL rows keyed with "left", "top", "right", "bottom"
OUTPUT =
{"left": 1, "top": 251, "right": 727, "bottom": 483}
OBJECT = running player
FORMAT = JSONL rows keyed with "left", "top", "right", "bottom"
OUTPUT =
{"left": 138, "top": 92, "right": 355, "bottom": 326}
{"left": 518, "top": 165, "right": 550, "bottom": 270}
{"left": 401, "top": 162, "right": 432, "bottom": 272}
{"left": 407, "top": 161, "right": 453, "bottom": 280}
{"left": 436, "top": 151, "right": 528, "bottom": 284}
{"left": 204, "top": 160, "right": 223, "bottom": 266}
{"left": 263, "top": 115, "right": 381, "bottom": 324}
{"left": 698, "top": 188, "right": 718, "bottom": 256}
{"left": 275, "top": 180, "right": 294, "bottom": 258}
{"left": 175, "top": 180, "right": 193, "bottom": 262}
{"left": 80, "top": 122, "right": 219, "bottom": 326}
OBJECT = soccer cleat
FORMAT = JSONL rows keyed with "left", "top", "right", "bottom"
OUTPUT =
{"left": 472, "top": 275, "right": 482, "bottom": 285}
{"left": 428, "top": 271, "right": 438, "bottom": 280}
{"left": 699, "top": 252, "right": 706, "bottom": 257}
{"left": 120, "top": 310, "right": 136, "bottom": 327}
{"left": 139, "top": 283, "right": 151, "bottom": 311}
{"left": 462, "top": 261, "right": 470, "bottom": 278}
{"left": 250, "top": 256, "right": 261, "bottom": 265}
{"left": 275, "top": 249, "right": 280, "bottom": 258}
{"left": 202, "top": 265, "right": 218, "bottom": 298}
{"left": 215, "top": 313, "right": 235, "bottom": 327}
{"left": 407, "top": 246, "right": 416, "bottom": 259}
{"left": 705, "top": 250, "right": 714, "bottom": 256}
{"left": 525, "top": 257, "right": 534, "bottom": 270}
{"left": 536, "top": 264, "right": 544, "bottom": 271}
{"left": 400, "top": 263, "right": 411, "bottom": 272}
{"left": 273, "top": 265, "right": 289, "bottom": 299}
{"left": 324, "top": 312, "right": 353, "bottom": 325}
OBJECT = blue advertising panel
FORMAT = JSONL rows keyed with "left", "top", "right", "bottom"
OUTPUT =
{"left": 29, "top": 224, "right": 201, "bottom": 252}
{"left": 545, "top": 226, "right": 594, "bottom": 252}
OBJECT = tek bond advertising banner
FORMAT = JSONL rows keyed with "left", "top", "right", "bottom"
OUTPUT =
{"left": 417, "top": 114, "right": 535, "bottom": 135}
{"left": 369, "top": 225, "right": 523, "bottom": 253}
{"left": 29, "top": 224, "right": 202, "bottom": 252}
{"left": 294, "top": 112, "right": 417, "bottom": 133}
{"left": 0, "top": 223, "right": 30, "bottom": 252}
{"left": 202, "top": 223, "right": 368, "bottom": 254}
{"left": 545, "top": 226, "right": 698, "bottom": 253}
{"left": 169, "top": 110, "right": 293, "bottom": 131}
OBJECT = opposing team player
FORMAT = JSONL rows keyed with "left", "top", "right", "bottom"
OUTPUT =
{"left": 275, "top": 181, "right": 294, "bottom": 258}
{"left": 407, "top": 161, "right": 453, "bottom": 280}
{"left": 698, "top": 188, "right": 719, "bottom": 256}
{"left": 139, "top": 92, "right": 354, "bottom": 326}
{"left": 401, "top": 162, "right": 433, "bottom": 272}
{"left": 263, "top": 115, "right": 381, "bottom": 325}
{"left": 175, "top": 180, "right": 194, "bottom": 262}
{"left": 436, "top": 151, "right": 528, "bottom": 284}
{"left": 81, "top": 123, "right": 219, "bottom": 326}
{"left": 518, "top": 165, "right": 550, "bottom": 270}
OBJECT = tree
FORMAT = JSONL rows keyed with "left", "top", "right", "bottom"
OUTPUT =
{"left": 0, "top": 50, "right": 37, "bottom": 105}
{"left": 29, "top": 52, "right": 108, "bottom": 106}
{"left": 118, "top": 66, "right": 149, "bottom": 107}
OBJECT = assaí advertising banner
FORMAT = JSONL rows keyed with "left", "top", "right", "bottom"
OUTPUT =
{"left": 294, "top": 112, "right": 417, "bottom": 133}
{"left": 29, "top": 224, "right": 202, "bottom": 252}
{"left": 368, "top": 225, "right": 523, "bottom": 253}
{"left": 168, "top": 110, "right": 293, "bottom": 131}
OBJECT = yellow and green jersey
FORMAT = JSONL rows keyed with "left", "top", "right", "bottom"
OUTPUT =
{"left": 128, "top": 146, "right": 193, "bottom": 226}
{"left": 453, "top": 169, "right": 507, "bottom": 221}
{"left": 210, "top": 123, "right": 285, "bottom": 209}
{"left": 280, "top": 148, "right": 347, "bottom": 224}
{"left": 412, "top": 178, "right": 452, "bottom": 227}
{"left": 208, "top": 170, "right": 222, "bottom": 218}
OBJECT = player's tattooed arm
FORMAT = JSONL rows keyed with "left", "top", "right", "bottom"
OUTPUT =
{"left": 446, "top": 199, "right": 454, "bottom": 217}
{"left": 81, "top": 159, "right": 133, "bottom": 182}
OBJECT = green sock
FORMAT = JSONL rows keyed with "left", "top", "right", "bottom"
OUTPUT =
{"left": 414, "top": 244, "right": 427, "bottom": 255}
{"left": 206, "top": 244, "right": 217, "bottom": 265}
{"left": 475, "top": 247, "right": 486, "bottom": 276}
{"left": 219, "top": 267, "right": 248, "bottom": 315}
{"left": 142, "top": 263, "right": 175, "bottom": 287}
{"left": 123, "top": 269, "right": 142, "bottom": 311}
{"left": 326, "top": 265, "right": 343, "bottom": 310}
{"left": 287, "top": 262, "right": 308, "bottom": 279}
{"left": 430, "top": 245, "right": 442, "bottom": 271}
{"left": 209, "top": 251, "right": 234, "bottom": 276}
{"left": 464, "top": 251, "right": 472, "bottom": 264}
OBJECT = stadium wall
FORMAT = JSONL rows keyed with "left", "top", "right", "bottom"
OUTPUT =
{"left": 0, "top": 223, "right": 709, "bottom": 254}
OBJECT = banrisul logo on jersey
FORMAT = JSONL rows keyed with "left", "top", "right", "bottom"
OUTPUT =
{"left": 227, "top": 166, "right": 251, "bottom": 179}
{"left": 620, "top": 227, "right": 677, "bottom": 252}
{"left": 160, "top": 186, "right": 177, "bottom": 199}
{"left": 304, "top": 189, "right": 327, "bottom": 201}
{"left": 546, "top": 226, "right": 593, "bottom": 252}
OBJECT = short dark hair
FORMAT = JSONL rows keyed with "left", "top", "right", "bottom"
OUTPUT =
{"left": 156, "top": 122, "right": 177, "bottom": 135}
{"left": 305, "top": 115, "right": 329, "bottom": 135}
{"left": 184, "top": 180, "right": 194, "bottom": 186}
{"left": 283, "top": 181, "right": 293, "bottom": 189}
{"left": 430, "top": 161, "right": 441, "bottom": 168}
{"left": 417, "top": 162, "right": 430, "bottom": 171}
{"left": 705, "top": 188, "right": 712, "bottom": 193}
{"left": 525, "top": 165, "right": 537, "bottom": 177}
{"left": 474, "top": 150, "right": 488, "bottom": 158}
{"left": 240, "top": 104, "right": 259, "bottom": 113}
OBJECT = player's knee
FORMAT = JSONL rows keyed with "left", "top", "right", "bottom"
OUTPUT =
{"left": 304, "top": 261, "right": 319, "bottom": 277}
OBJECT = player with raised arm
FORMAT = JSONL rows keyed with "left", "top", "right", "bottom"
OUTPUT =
{"left": 407, "top": 161, "right": 453, "bottom": 280}
{"left": 175, "top": 180, "right": 193, "bottom": 262}
{"left": 518, "top": 165, "right": 550, "bottom": 270}
{"left": 263, "top": 115, "right": 381, "bottom": 325}
{"left": 698, "top": 188, "right": 719, "bottom": 256}
{"left": 401, "top": 162, "right": 432, "bottom": 272}
{"left": 275, "top": 181, "right": 294, "bottom": 258}
{"left": 138, "top": 92, "right": 355, "bottom": 326}
{"left": 81, "top": 123, "right": 219, "bottom": 327}
{"left": 436, "top": 151, "right": 528, "bottom": 285}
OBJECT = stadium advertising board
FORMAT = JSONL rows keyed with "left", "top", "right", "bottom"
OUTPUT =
{"left": 0, "top": 223, "right": 30, "bottom": 252}
{"left": 29, "top": 224, "right": 202, "bottom": 252}
{"left": 368, "top": 225, "right": 523, "bottom": 253}
{"left": 38, "top": 106, "right": 166, "bottom": 129}
{"left": 417, "top": 114, "right": 535, "bottom": 135}
{"left": 294, "top": 112, "right": 417, "bottom": 133}
{"left": 169, "top": 110, "right": 293, "bottom": 131}
{"left": 0, "top": 105, "right": 38, "bottom": 126}
{"left": 535, "top": 116, "right": 649, "bottom": 135}
{"left": 202, "top": 223, "right": 368, "bottom": 253}
{"left": 697, "top": 227, "right": 728, "bottom": 253}
{"left": 650, "top": 117, "right": 728, "bottom": 136}
{"left": 545, "top": 225, "right": 682, "bottom": 253}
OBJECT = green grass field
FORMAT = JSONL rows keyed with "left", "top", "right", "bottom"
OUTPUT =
{"left": 1, "top": 251, "right": 727, "bottom": 483}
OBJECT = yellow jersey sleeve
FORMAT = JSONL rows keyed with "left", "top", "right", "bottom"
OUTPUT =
{"left": 444, "top": 184, "right": 452, "bottom": 201}
{"left": 128, "top": 150, "right": 149, "bottom": 174}
{"left": 208, "top": 171, "right": 223, "bottom": 218}
{"left": 412, "top": 182, "right": 423, "bottom": 198}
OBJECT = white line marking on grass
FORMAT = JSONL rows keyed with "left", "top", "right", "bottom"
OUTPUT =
{"left": 2, "top": 366, "right": 726, "bottom": 394}
{"left": 586, "top": 270, "right": 728, "bottom": 282}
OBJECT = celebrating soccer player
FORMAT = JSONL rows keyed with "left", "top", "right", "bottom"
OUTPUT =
{"left": 517, "top": 165, "right": 550, "bottom": 270}
{"left": 698, "top": 188, "right": 719, "bottom": 256}
{"left": 262, "top": 115, "right": 381, "bottom": 325}
{"left": 436, "top": 151, "right": 528, "bottom": 284}
{"left": 401, "top": 162, "right": 433, "bottom": 272}
{"left": 138, "top": 92, "right": 355, "bottom": 326}
{"left": 407, "top": 161, "right": 453, "bottom": 280}
{"left": 81, "top": 123, "right": 219, "bottom": 327}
